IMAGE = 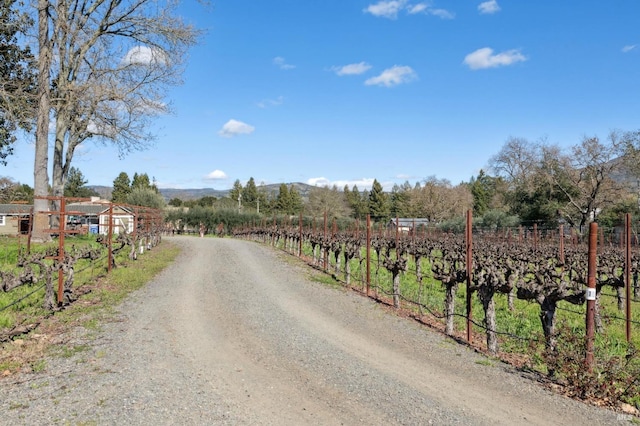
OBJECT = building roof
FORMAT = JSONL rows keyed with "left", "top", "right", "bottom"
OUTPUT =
{"left": 389, "top": 218, "right": 430, "bottom": 227}
{"left": 0, "top": 202, "right": 136, "bottom": 216}
{"left": 67, "top": 203, "right": 134, "bottom": 215}
{"left": 0, "top": 204, "right": 32, "bottom": 215}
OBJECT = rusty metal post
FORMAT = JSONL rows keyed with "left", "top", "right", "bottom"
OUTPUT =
{"left": 533, "top": 223, "right": 538, "bottom": 251}
{"left": 323, "top": 211, "right": 328, "bottom": 272}
{"left": 366, "top": 214, "right": 371, "bottom": 296}
{"left": 466, "top": 209, "right": 473, "bottom": 343}
{"left": 107, "top": 203, "right": 114, "bottom": 273}
{"left": 625, "top": 214, "right": 632, "bottom": 343}
{"left": 299, "top": 212, "right": 303, "bottom": 257}
{"left": 585, "top": 222, "right": 598, "bottom": 371}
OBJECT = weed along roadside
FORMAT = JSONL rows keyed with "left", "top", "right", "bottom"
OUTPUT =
{"left": 0, "top": 238, "right": 180, "bottom": 377}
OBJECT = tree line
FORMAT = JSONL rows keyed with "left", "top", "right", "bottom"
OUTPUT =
{"left": 166, "top": 130, "right": 640, "bottom": 235}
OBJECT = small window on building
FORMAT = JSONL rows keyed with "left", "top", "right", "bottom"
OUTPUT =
{"left": 0, "top": 215, "right": 5, "bottom": 226}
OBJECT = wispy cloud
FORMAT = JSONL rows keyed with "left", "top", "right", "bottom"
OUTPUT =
{"left": 426, "top": 8, "right": 455, "bottom": 19}
{"left": 273, "top": 56, "right": 296, "bottom": 70}
{"left": 365, "top": 65, "right": 417, "bottom": 87}
{"left": 364, "top": 1, "right": 454, "bottom": 20}
{"left": 331, "top": 62, "right": 373, "bottom": 76}
{"left": 478, "top": 0, "right": 501, "bottom": 15}
{"left": 364, "top": 0, "right": 405, "bottom": 19}
{"left": 463, "top": 47, "right": 527, "bottom": 70}
{"left": 218, "top": 119, "right": 255, "bottom": 138}
{"left": 256, "top": 96, "right": 284, "bottom": 109}
{"left": 204, "top": 170, "right": 228, "bottom": 180}
{"left": 407, "top": 3, "right": 427, "bottom": 14}
{"left": 622, "top": 45, "right": 637, "bottom": 53}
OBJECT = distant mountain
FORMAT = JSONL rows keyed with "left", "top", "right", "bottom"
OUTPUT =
{"left": 159, "top": 187, "right": 230, "bottom": 200}
{"left": 89, "top": 186, "right": 113, "bottom": 200}
{"left": 89, "top": 182, "right": 318, "bottom": 202}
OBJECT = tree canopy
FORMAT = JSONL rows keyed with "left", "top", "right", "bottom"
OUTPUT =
{"left": 0, "top": 0, "right": 36, "bottom": 164}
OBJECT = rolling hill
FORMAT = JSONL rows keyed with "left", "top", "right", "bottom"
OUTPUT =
{"left": 89, "top": 182, "right": 318, "bottom": 202}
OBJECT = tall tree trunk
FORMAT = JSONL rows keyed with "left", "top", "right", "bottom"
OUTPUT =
{"left": 33, "top": 0, "right": 52, "bottom": 242}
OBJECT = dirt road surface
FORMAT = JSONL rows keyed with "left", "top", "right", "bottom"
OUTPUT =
{"left": 0, "top": 236, "right": 630, "bottom": 425}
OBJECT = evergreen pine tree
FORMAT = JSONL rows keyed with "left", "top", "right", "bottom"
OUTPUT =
{"left": 111, "top": 172, "right": 131, "bottom": 203}
{"left": 64, "top": 167, "right": 98, "bottom": 198}
{"left": 229, "top": 179, "right": 243, "bottom": 205}
{"left": 276, "top": 183, "right": 290, "bottom": 213}
{"left": 131, "top": 173, "right": 152, "bottom": 190}
{"left": 368, "top": 179, "right": 390, "bottom": 222}
{"left": 288, "top": 185, "right": 303, "bottom": 214}
{"left": 242, "top": 177, "right": 258, "bottom": 209}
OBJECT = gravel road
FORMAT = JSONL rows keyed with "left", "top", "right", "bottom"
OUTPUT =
{"left": 0, "top": 236, "right": 632, "bottom": 425}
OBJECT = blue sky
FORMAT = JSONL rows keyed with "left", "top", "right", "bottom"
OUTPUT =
{"left": 5, "top": 0, "right": 640, "bottom": 191}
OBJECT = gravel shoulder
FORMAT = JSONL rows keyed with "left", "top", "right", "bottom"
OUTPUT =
{"left": 0, "top": 236, "right": 633, "bottom": 425}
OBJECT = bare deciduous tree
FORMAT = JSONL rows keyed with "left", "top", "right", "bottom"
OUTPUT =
{"left": 541, "top": 132, "right": 627, "bottom": 230}
{"left": 410, "top": 176, "right": 472, "bottom": 222}
{"left": 33, "top": 0, "right": 202, "bottom": 237}
{"left": 488, "top": 136, "right": 540, "bottom": 191}
{"left": 306, "top": 185, "right": 350, "bottom": 219}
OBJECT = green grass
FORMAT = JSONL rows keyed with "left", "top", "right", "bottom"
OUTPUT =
{"left": 294, "top": 239, "right": 640, "bottom": 363}
{"left": 0, "top": 237, "right": 180, "bottom": 375}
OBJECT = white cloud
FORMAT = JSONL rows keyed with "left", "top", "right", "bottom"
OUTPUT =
{"left": 331, "top": 62, "right": 373, "bottom": 76}
{"left": 364, "top": 0, "right": 406, "bottom": 19}
{"left": 204, "top": 170, "right": 228, "bottom": 180}
{"left": 365, "top": 1, "right": 454, "bottom": 20}
{"left": 478, "top": 0, "right": 501, "bottom": 14}
{"left": 218, "top": 119, "right": 255, "bottom": 138}
{"left": 364, "top": 65, "right": 417, "bottom": 87}
{"left": 256, "top": 96, "right": 284, "bottom": 109}
{"left": 273, "top": 56, "right": 296, "bottom": 70}
{"left": 622, "top": 45, "right": 637, "bottom": 53}
{"left": 463, "top": 47, "right": 527, "bottom": 70}
{"left": 122, "top": 46, "right": 168, "bottom": 65}
{"left": 407, "top": 3, "right": 428, "bottom": 14}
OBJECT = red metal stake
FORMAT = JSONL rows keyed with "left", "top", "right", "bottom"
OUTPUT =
{"left": 466, "top": 210, "right": 473, "bottom": 343}
{"left": 585, "top": 222, "right": 598, "bottom": 371}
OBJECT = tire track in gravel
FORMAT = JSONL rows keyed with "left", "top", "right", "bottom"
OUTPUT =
{"left": 163, "top": 236, "right": 624, "bottom": 425}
